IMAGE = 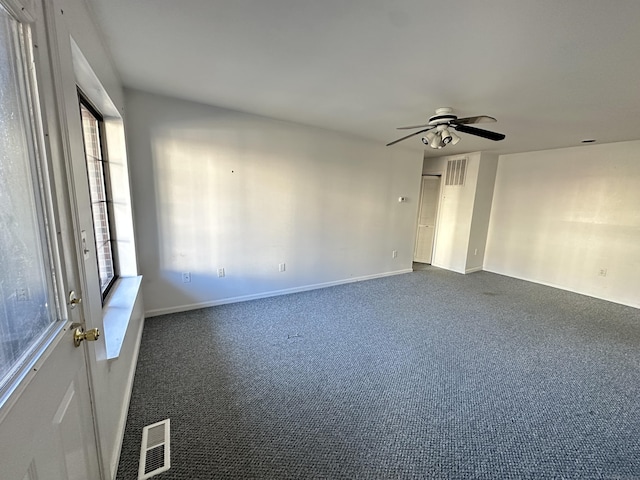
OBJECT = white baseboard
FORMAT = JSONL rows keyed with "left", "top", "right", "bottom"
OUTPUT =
{"left": 465, "top": 266, "right": 483, "bottom": 274}
{"left": 430, "top": 261, "right": 465, "bottom": 274}
{"left": 482, "top": 267, "right": 640, "bottom": 310}
{"left": 145, "top": 269, "right": 413, "bottom": 317}
{"left": 109, "top": 312, "right": 145, "bottom": 480}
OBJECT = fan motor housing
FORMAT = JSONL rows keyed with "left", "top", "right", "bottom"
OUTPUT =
{"left": 428, "top": 107, "right": 457, "bottom": 126}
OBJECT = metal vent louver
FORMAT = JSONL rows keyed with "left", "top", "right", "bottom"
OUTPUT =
{"left": 138, "top": 419, "right": 170, "bottom": 479}
{"left": 445, "top": 158, "right": 467, "bottom": 186}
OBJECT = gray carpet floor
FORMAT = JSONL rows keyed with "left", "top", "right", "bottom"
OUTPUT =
{"left": 116, "top": 267, "right": 640, "bottom": 479}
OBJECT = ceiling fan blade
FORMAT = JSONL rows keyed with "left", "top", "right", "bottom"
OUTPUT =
{"left": 453, "top": 115, "right": 497, "bottom": 125}
{"left": 453, "top": 124, "right": 505, "bottom": 141}
{"left": 386, "top": 128, "right": 432, "bottom": 146}
{"left": 397, "top": 123, "right": 431, "bottom": 130}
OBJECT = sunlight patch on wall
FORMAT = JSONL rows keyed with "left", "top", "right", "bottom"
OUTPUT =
{"left": 151, "top": 127, "right": 298, "bottom": 276}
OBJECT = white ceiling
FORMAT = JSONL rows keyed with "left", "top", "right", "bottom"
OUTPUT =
{"left": 86, "top": 0, "right": 640, "bottom": 157}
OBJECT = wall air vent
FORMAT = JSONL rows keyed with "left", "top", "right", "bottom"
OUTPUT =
{"left": 138, "top": 419, "right": 171, "bottom": 479}
{"left": 445, "top": 158, "right": 467, "bottom": 186}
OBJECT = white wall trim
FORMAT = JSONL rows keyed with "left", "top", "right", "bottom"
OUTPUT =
{"left": 430, "top": 261, "right": 464, "bottom": 274}
{"left": 108, "top": 311, "right": 144, "bottom": 480}
{"left": 145, "top": 269, "right": 413, "bottom": 317}
{"left": 483, "top": 268, "right": 640, "bottom": 310}
{"left": 465, "top": 266, "right": 483, "bottom": 274}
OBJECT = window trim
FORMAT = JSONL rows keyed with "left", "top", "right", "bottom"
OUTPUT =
{"left": 77, "top": 89, "right": 119, "bottom": 302}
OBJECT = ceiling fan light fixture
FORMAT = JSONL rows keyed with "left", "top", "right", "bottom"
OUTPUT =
{"left": 422, "top": 131, "right": 437, "bottom": 145}
{"left": 386, "top": 108, "right": 504, "bottom": 148}
{"left": 425, "top": 131, "right": 437, "bottom": 144}
{"left": 440, "top": 127, "right": 453, "bottom": 145}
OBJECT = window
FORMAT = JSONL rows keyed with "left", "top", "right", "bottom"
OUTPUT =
{"left": 78, "top": 93, "right": 118, "bottom": 300}
{"left": 0, "top": 3, "right": 59, "bottom": 395}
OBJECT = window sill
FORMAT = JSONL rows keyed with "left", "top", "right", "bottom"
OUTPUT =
{"left": 103, "top": 275, "right": 142, "bottom": 360}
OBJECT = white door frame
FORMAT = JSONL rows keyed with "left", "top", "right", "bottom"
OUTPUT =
{"left": 41, "top": 0, "right": 109, "bottom": 474}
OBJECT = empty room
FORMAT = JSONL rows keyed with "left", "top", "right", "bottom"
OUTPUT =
{"left": 1, "top": 0, "right": 639, "bottom": 479}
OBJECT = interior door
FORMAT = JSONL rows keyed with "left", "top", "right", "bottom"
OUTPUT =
{"left": 414, "top": 175, "right": 441, "bottom": 264}
{"left": 0, "top": 1, "right": 101, "bottom": 479}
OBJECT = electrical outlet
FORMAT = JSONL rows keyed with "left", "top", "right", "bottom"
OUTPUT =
{"left": 392, "top": 250, "right": 398, "bottom": 258}
{"left": 279, "top": 263, "right": 286, "bottom": 272}
{"left": 182, "top": 272, "right": 191, "bottom": 283}
{"left": 218, "top": 268, "right": 225, "bottom": 278}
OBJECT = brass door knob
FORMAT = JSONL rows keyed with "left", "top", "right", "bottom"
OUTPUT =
{"left": 73, "top": 326, "right": 100, "bottom": 347}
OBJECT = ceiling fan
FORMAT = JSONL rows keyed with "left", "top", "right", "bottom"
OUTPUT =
{"left": 386, "top": 107, "right": 505, "bottom": 148}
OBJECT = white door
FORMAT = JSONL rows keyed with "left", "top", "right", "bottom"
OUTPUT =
{"left": 0, "top": 1, "right": 101, "bottom": 479}
{"left": 0, "top": 332, "right": 100, "bottom": 480}
{"left": 414, "top": 176, "right": 441, "bottom": 264}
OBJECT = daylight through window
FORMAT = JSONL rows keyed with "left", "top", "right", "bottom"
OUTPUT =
{"left": 79, "top": 95, "right": 117, "bottom": 299}
{"left": 0, "top": 4, "right": 59, "bottom": 397}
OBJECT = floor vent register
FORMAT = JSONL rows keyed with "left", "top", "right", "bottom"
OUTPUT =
{"left": 138, "top": 419, "right": 171, "bottom": 479}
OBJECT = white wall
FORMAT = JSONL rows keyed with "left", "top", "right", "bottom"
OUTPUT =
{"left": 125, "top": 89, "right": 424, "bottom": 315}
{"left": 430, "top": 153, "right": 480, "bottom": 273}
{"left": 466, "top": 153, "right": 498, "bottom": 272}
{"left": 424, "top": 152, "right": 497, "bottom": 274}
{"left": 485, "top": 140, "right": 640, "bottom": 308}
